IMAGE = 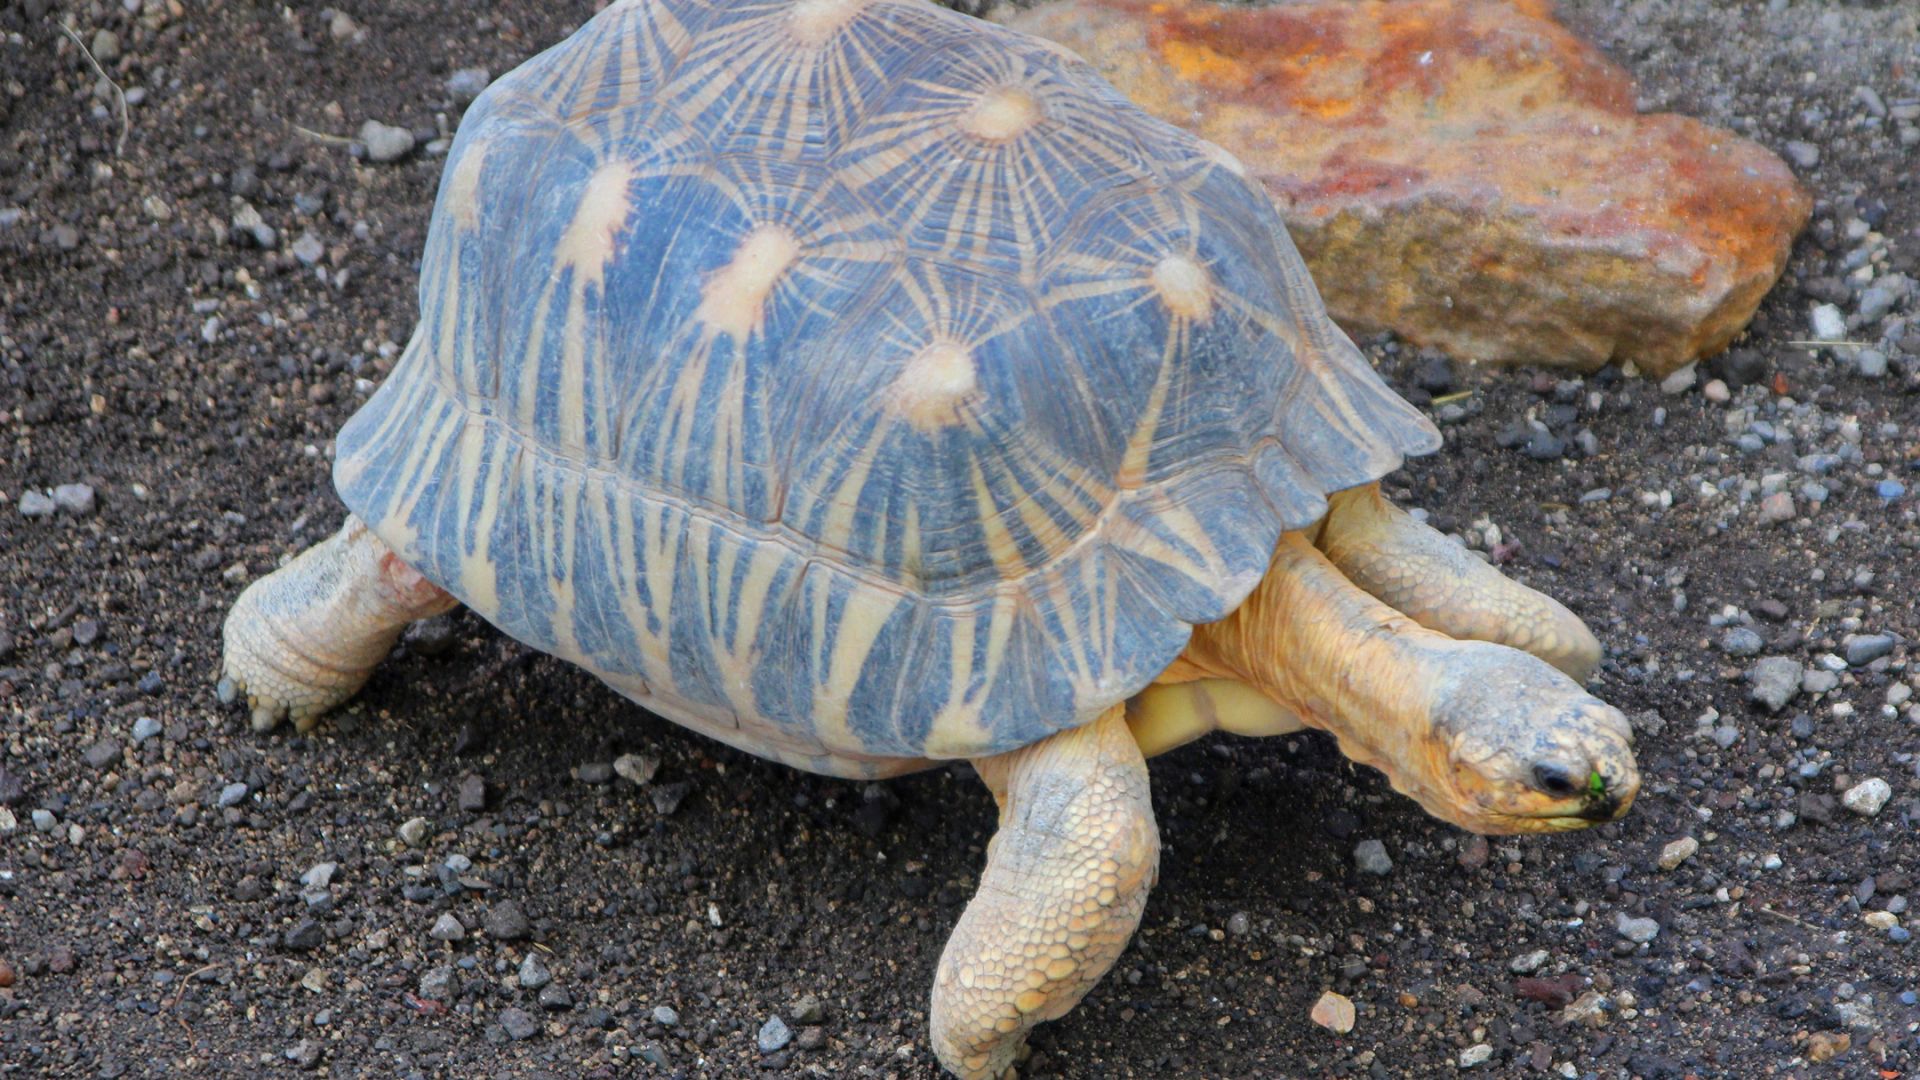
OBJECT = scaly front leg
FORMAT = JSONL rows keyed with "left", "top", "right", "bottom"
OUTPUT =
{"left": 930, "top": 703, "right": 1157, "bottom": 1079}
{"left": 1316, "top": 483, "right": 1603, "bottom": 681}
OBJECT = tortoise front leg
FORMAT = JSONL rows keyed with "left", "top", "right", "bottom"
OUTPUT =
{"left": 931, "top": 703, "right": 1157, "bottom": 1080}
{"left": 218, "top": 514, "right": 456, "bottom": 732}
{"left": 1315, "top": 483, "right": 1603, "bottom": 681}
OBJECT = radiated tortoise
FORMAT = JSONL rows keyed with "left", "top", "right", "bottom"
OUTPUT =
{"left": 217, "top": 0, "right": 1641, "bottom": 1074}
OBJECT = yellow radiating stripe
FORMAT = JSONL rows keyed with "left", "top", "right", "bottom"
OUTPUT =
{"left": 811, "top": 574, "right": 901, "bottom": 752}
{"left": 969, "top": 457, "right": 1028, "bottom": 578}
{"left": 812, "top": 436, "right": 882, "bottom": 552}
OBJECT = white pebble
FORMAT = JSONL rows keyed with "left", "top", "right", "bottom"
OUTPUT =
{"left": 1658, "top": 836, "right": 1699, "bottom": 871}
{"left": 1842, "top": 778, "right": 1892, "bottom": 817}
{"left": 1810, "top": 303, "right": 1846, "bottom": 340}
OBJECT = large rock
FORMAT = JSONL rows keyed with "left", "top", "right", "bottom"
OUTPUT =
{"left": 1004, "top": 0, "right": 1810, "bottom": 375}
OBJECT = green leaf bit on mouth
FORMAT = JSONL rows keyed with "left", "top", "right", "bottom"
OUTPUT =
{"left": 1587, "top": 771, "right": 1607, "bottom": 798}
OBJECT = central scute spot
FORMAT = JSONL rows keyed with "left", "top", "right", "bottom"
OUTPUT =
{"left": 698, "top": 223, "right": 802, "bottom": 339}
{"left": 788, "top": 0, "right": 872, "bottom": 46}
{"left": 893, "top": 340, "right": 978, "bottom": 430}
{"left": 959, "top": 86, "right": 1042, "bottom": 142}
{"left": 1150, "top": 254, "right": 1213, "bottom": 321}
{"left": 557, "top": 159, "right": 638, "bottom": 285}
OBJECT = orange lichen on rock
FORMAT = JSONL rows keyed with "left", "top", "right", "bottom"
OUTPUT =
{"left": 1006, "top": 0, "right": 1811, "bottom": 375}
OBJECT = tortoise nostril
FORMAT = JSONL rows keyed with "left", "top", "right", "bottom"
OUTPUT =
{"left": 1532, "top": 762, "right": 1577, "bottom": 797}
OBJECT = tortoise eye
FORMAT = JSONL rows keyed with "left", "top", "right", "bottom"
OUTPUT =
{"left": 1531, "top": 763, "right": 1577, "bottom": 797}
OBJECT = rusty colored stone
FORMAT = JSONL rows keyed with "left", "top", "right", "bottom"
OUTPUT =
{"left": 1005, "top": 0, "right": 1811, "bottom": 375}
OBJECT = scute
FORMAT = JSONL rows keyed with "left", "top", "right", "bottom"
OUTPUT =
{"left": 334, "top": 0, "right": 1440, "bottom": 774}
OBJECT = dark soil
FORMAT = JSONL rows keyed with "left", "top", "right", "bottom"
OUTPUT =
{"left": 2, "top": 1, "right": 1917, "bottom": 1077}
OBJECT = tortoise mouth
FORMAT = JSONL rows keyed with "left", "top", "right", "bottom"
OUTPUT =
{"left": 1487, "top": 772, "right": 1639, "bottom": 833}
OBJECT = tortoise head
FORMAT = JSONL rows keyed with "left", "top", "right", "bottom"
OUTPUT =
{"left": 1395, "top": 646, "right": 1641, "bottom": 835}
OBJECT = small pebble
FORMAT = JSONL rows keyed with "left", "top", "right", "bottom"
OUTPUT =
{"left": 1459, "top": 1044, "right": 1494, "bottom": 1068}
{"left": 419, "top": 965, "right": 455, "bottom": 1000}
{"left": 285, "top": 1040, "right": 322, "bottom": 1070}
{"left": 537, "top": 984, "right": 573, "bottom": 1011}
{"left": 1842, "top": 778, "right": 1891, "bottom": 817}
{"left": 89, "top": 28, "right": 121, "bottom": 63}
{"left": 1758, "top": 492, "right": 1796, "bottom": 524}
{"left": 1508, "top": 949, "right": 1549, "bottom": 974}
{"left": 1802, "top": 669, "right": 1840, "bottom": 695}
{"left": 291, "top": 232, "right": 325, "bottom": 266}
{"left": 217, "top": 782, "right": 249, "bottom": 808}
{"left": 52, "top": 484, "right": 96, "bottom": 516}
{"left": 18, "top": 491, "right": 56, "bottom": 518}
{"left": 458, "top": 773, "right": 487, "bottom": 812}
{"left": 429, "top": 913, "right": 466, "bottom": 942}
{"left": 1747, "top": 657, "right": 1803, "bottom": 712}
{"left": 499, "top": 1007, "right": 540, "bottom": 1041}
{"left": 1353, "top": 839, "right": 1392, "bottom": 876}
{"left": 1616, "top": 913, "right": 1660, "bottom": 943}
{"left": 82, "top": 738, "right": 121, "bottom": 770}
{"left": 1658, "top": 836, "right": 1699, "bottom": 871}
{"left": 1659, "top": 363, "right": 1696, "bottom": 395}
{"left": 230, "top": 202, "right": 276, "bottom": 248}
{"left": 1810, "top": 302, "right": 1844, "bottom": 339}
{"left": 398, "top": 816, "right": 430, "bottom": 847}
{"left": 789, "top": 993, "right": 826, "bottom": 1024}
{"left": 652, "top": 1004, "right": 679, "bottom": 1027}
{"left": 651, "top": 782, "right": 690, "bottom": 815}
{"left": 483, "top": 900, "right": 532, "bottom": 940}
{"left": 131, "top": 716, "right": 162, "bottom": 744}
{"left": 1844, "top": 634, "right": 1896, "bottom": 667}
{"left": 1720, "top": 628, "right": 1764, "bottom": 657}
{"left": 577, "top": 761, "right": 613, "bottom": 785}
{"left": 446, "top": 67, "right": 491, "bottom": 104}
{"left": 283, "top": 918, "right": 325, "bottom": 952}
{"left": 758, "top": 1015, "right": 792, "bottom": 1053}
{"left": 1309, "top": 990, "right": 1355, "bottom": 1034}
{"left": 358, "top": 120, "right": 416, "bottom": 163}
{"left": 614, "top": 753, "right": 659, "bottom": 786}
{"left": 517, "top": 954, "right": 552, "bottom": 993}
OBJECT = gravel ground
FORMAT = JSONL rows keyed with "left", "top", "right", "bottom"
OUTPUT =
{"left": 1, "top": 0, "right": 1917, "bottom": 1076}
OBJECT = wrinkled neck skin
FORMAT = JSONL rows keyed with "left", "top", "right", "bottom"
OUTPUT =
{"left": 1185, "top": 533, "right": 1481, "bottom": 830}
{"left": 1182, "top": 588, "right": 1466, "bottom": 814}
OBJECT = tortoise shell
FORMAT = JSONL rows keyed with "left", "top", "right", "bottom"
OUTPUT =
{"left": 334, "top": 0, "right": 1440, "bottom": 776}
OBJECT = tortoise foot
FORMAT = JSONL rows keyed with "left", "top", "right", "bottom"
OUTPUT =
{"left": 218, "top": 515, "right": 454, "bottom": 733}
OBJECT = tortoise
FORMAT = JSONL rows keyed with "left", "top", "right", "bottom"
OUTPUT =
{"left": 217, "top": 0, "right": 1641, "bottom": 1074}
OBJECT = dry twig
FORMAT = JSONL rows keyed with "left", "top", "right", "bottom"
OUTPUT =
{"left": 289, "top": 122, "right": 354, "bottom": 147}
{"left": 57, "top": 20, "right": 130, "bottom": 158}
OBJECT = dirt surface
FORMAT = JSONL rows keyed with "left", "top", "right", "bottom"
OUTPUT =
{"left": 2, "top": 1, "right": 1918, "bottom": 1077}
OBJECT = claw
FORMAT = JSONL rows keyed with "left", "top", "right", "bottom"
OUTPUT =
{"left": 251, "top": 704, "right": 284, "bottom": 732}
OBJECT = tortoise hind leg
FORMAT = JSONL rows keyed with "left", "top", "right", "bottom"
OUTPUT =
{"left": 931, "top": 703, "right": 1158, "bottom": 1080}
{"left": 1316, "top": 483, "right": 1603, "bottom": 681}
{"left": 218, "top": 514, "right": 456, "bottom": 732}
